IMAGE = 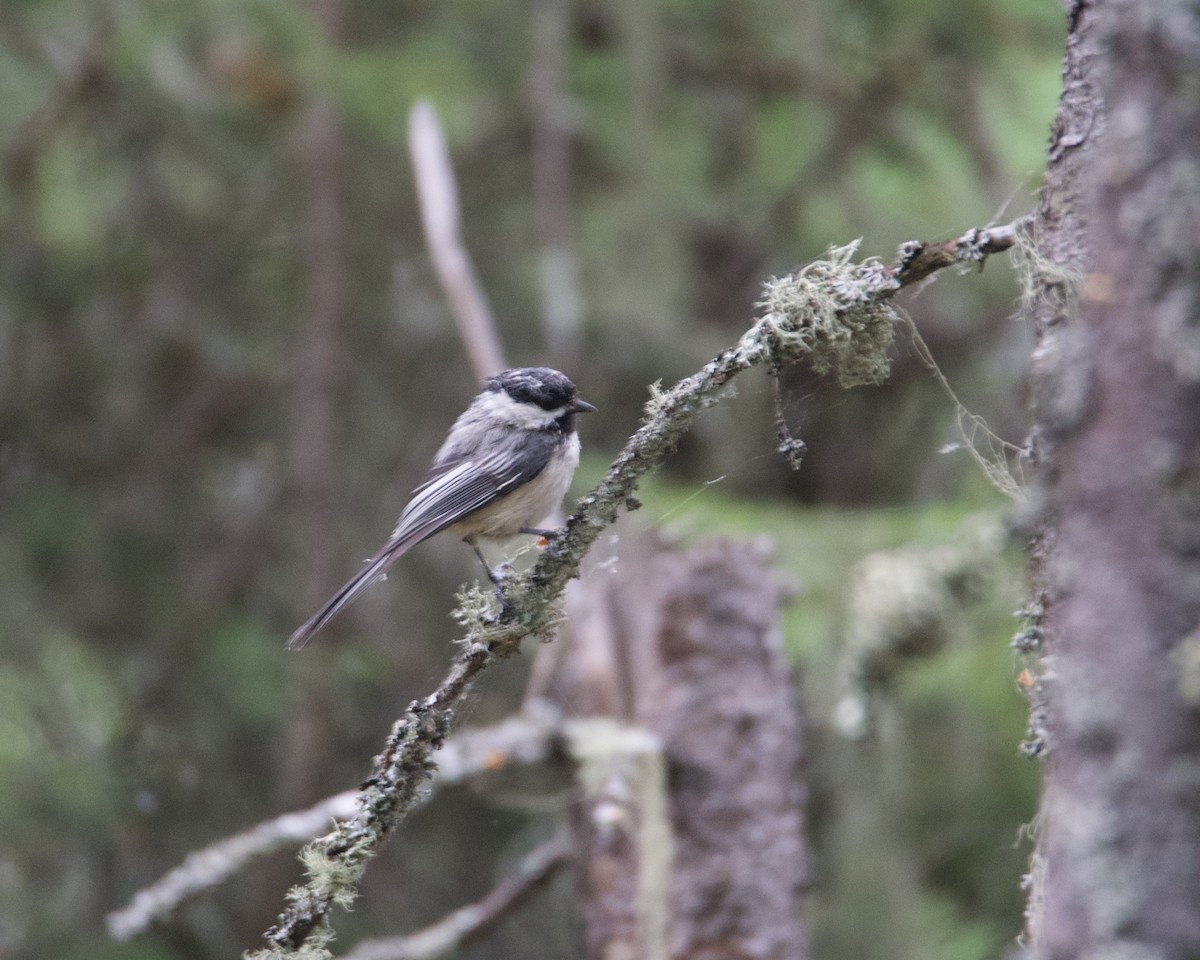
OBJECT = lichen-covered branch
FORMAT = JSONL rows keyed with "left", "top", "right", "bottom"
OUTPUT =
{"left": 251, "top": 222, "right": 1021, "bottom": 958}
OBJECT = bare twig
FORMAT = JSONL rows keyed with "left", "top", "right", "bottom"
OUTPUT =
{"left": 408, "top": 100, "right": 507, "bottom": 379}
{"left": 251, "top": 223, "right": 1021, "bottom": 958}
{"left": 889, "top": 221, "right": 1023, "bottom": 287}
{"left": 340, "top": 833, "right": 572, "bottom": 960}
{"left": 108, "top": 711, "right": 565, "bottom": 940}
{"left": 109, "top": 792, "right": 358, "bottom": 943}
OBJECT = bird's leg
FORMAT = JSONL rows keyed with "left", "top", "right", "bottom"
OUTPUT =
{"left": 467, "top": 539, "right": 513, "bottom": 617}
{"left": 470, "top": 542, "right": 504, "bottom": 589}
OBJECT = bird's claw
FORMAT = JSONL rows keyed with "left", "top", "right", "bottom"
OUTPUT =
{"left": 480, "top": 564, "right": 516, "bottom": 623}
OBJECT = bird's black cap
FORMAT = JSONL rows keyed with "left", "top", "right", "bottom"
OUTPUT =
{"left": 487, "top": 367, "right": 592, "bottom": 413}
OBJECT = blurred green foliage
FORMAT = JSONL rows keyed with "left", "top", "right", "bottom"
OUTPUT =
{"left": 0, "top": 0, "right": 1058, "bottom": 956}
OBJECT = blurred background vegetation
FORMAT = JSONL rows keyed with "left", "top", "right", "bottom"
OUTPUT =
{"left": 0, "top": 0, "right": 1061, "bottom": 957}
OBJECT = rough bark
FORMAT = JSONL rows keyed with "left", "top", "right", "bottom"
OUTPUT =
{"left": 558, "top": 533, "right": 808, "bottom": 960}
{"left": 1027, "top": 2, "right": 1200, "bottom": 957}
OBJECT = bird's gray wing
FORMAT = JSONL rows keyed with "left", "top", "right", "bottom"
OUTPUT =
{"left": 285, "top": 430, "right": 557, "bottom": 650}
{"left": 393, "top": 430, "right": 558, "bottom": 544}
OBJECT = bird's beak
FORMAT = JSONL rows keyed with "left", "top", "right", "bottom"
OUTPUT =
{"left": 570, "top": 397, "right": 597, "bottom": 414}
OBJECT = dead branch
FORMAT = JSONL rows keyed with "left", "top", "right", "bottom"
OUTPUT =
{"left": 250, "top": 222, "right": 1022, "bottom": 958}
{"left": 109, "top": 792, "right": 357, "bottom": 943}
{"left": 108, "top": 711, "right": 565, "bottom": 940}
{"left": 340, "top": 832, "right": 572, "bottom": 960}
{"left": 408, "top": 100, "right": 507, "bottom": 379}
{"left": 889, "top": 221, "right": 1021, "bottom": 287}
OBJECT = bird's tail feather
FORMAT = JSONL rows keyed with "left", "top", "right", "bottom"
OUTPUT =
{"left": 285, "top": 540, "right": 411, "bottom": 650}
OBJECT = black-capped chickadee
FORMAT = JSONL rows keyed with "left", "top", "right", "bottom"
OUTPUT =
{"left": 286, "top": 367, "right": 595, "bottom": 650}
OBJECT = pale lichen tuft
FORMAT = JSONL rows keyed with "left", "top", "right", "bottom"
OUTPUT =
{"left": 750, "top": 241, "right": 900, "bottom": 388}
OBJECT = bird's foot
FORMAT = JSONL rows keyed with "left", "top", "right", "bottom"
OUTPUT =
{"left": 482, "top": 563, "right": 516, "bottom": 622}
{"left": 488, "top": 560, "right": 516, "bottom": 584}
{"left": 520, "top": 525, "right": 566, "bottom": 559}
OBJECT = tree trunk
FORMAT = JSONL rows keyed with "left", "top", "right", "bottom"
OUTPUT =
{"left": 278, "top": 0, "right": 346, "bottom": 809}
{"left": 556, "top": 533, "right": 808, "bottom": 960}
{"left": 1027, "top": 2, "right": 1200, "bottom": 957}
